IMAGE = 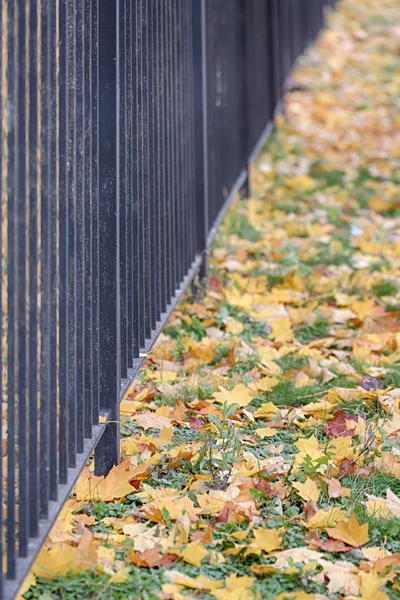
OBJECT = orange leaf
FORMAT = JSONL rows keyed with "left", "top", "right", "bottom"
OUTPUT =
{"left": 325, "top": 513, "right": 369, "bottom": 547}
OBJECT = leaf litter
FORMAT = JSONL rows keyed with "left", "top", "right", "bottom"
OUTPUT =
{"left": 22, "top": 1, "right": 400, "bottom": 598}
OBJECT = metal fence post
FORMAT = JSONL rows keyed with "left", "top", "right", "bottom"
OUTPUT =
{"left": 94, "top": 0, "right": 121, "bottom": 476}
{"left": 192, "top": 0, "right": 208, "bottom": 283}
{"left": 240, "top": 0, "right": 250, "bottom": 197}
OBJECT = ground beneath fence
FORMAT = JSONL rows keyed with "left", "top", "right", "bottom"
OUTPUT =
{"left": 22, "top": 1, "right": 400, "bottom": 599}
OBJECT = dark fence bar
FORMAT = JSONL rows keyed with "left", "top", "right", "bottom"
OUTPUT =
{"left": 1, "top": 1, "right": 335, "bottom": 597}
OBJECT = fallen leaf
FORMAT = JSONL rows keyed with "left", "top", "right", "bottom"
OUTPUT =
{"left": 74, "top": 463, "right": 135, "bottom": 501}
{"left": 307, "top": 507, "right": 346, "bottom": 529}
{"left": 246, "top": 527, "right": 282, "bottom": 554}
{"left": 133, "top": 413, "right": 173, "bottom": 430}
{"left": 325, "top": 513, "right": 369, "bottom": 547}
{"left": 213, "top": 383, "right": 253, "bottom": 408}
{"left": 293, "top": 478, "right": 320, "bottom": 502}
{"left": 165, "top": 570, "right": 224, "bottom": 590}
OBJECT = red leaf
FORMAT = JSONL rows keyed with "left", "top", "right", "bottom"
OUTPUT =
{"left": 339, "top": 458, "right": 357, "bottom": 477}
{"left": 304, "top": 499, "right": 318, "bottom": 521}
{"left": 128, "top": 547, "right": 161, "bottom": 568}
{"left": 310, "top": 534, "right": 352, "bottom": 553}
{"left": 216, "top": 505, "right": 230, "bottom": 523}
{"left": 159, "top": 554, "right": 177, "bottom": 567}
{"left": 327, "top": 410, "right": 357, "bottom": 438}
{"left": 128, "top": 479, "right": 141, "bottom": 490}
{"left": 189, "top": 416, "right": 203, "bottom": 430}
{"left": 209, "top": 276, "right": 223, "bottom": 292}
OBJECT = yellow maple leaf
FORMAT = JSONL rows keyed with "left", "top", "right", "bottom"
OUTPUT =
{"left": 107, "top": 566, "right": 131, "bottom": 585}
{"left": 292, "top": 477, "right": 320, "bottom": 502}
{"left": 307, "top": 506, "right": 346, "bottom": 529}
{"left": 178, "top": 540, "right": 208, "bottom": 567}
{"left": 160, "top": 521, "right": 189, "bottom": 552}
{"left": 249, "top": 527, "right": 282, "bottom": 554}
{"left": 249, "top": 376, "right": 280, "bottom": 393}
{"left": 359, "top": 571, "right": 392, "bottom": 599}
{"left": 213, "top": 383, "right": 253, "bottom": 408}
{"left": 271, "top": 548, "right": 322, "bottom": 570}
{"left": 213, "top": 574, "right": 256, "bottom": 600}
{"left": 327, "top": 387, "right": 377, "bottom": 405}
{"left": 182, "top": 336, "right": 216, "bottom": 363}
{"left": 351, "top": 299, "right": 378, "bottom": 321}
{"left": 142, "top": 495, "right": 199, "bottom": 524}
{"left": 165, "top": 570, "right": 224, "bottom": 590}
{"left": 149, "top": 370, "right": 179, "bottom": 383}
{"left": 256, "top": 427, "right": 277, "bottom": 438}
{"left": 325, "top": 513, "right": 369, "bottom": 547}
{"left": 122, "top": 523, "right": 160, "bottom": 552}
{"left": 317, "top": 558, "right": 360, "bottom": 595}
{"left": 254, "top": 402, "right": 280, "bottom": 419}
{"left": 327, "top": 436, "right": 355, "bottom": 461}
{"left": 33, "top": 532, "right": 97, "bottom": 579}
{"left": 269, "top": 317, "right": 294, "bottom": 343}
{"left": 281, "top": 174, "right": 315, "bottom": 191}
{"left": 120, "top": 399, "right": 144, "bottom": 416}
{"left": 133, "top": 412, "right": 173, "bottom": 430}
{"left": 294, "top": 434, "right": 325, "bottom": 467}
{"left": 74, "top": 462, "right": 135, "bottom": 501}
{"left": 224, "top": 318, "right": 245, "bottom": 335}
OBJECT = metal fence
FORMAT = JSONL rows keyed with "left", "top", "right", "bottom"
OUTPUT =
{"left": 0, "top": 0, "right": 334, "bottom": 597}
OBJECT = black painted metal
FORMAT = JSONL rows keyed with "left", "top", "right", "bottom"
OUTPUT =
{"left": 1, "top": 1, "right": 335, "bottom": 597}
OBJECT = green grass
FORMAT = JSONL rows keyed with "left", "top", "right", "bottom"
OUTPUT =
{"left": 344, "top": 472, "right": 400, "bottom": 503}
{"left": 275, "top": 355, "right": 308, "bottom": 372}
{"left": 381, "top": 367, "right": 400, "bottom": 388}
{"left": 372, "top": 279, "right": 399, "bottom": 298}
{"left": 164, "top": 315, "right": 206, "bottom": 342}
{"left": 294, "top": 315, "right": 331, "bottom": 344}
{"left": 303, "top": 247, "right": 354, "bottom": 267}
{"left": 23, "top": 568, "right": 163, "bottom": 600}
{"left": 223, "top": 213, "right": 262, "bottom": 242}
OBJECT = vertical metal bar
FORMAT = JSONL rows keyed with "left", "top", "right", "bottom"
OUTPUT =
{"left": 270, "top": 0, "right": 281, "bottom": 111}
{"left": 178, "top": 3, "right": 185, "bottom": 282}
{"left": 165, "top": 1, "right": 173, "bottom": 300}
{"left": 0, "top": 0, "right": 3, "bottom": 592}
{"left": 94, "top": 0, "right": 120, "bottom": 475}
{"left": 39, "top": 0, "right": 52, "bottom": 519}
{"left": 75, "top": 0, "right": 85, "bottom": 455}
{"left": 148, "top": 0, "right": 157, "bottom": 330}
{"left": 92, "top": 0, "right": 100, "bottom": 424}
{"left": 49, "top": 0, "right": 58, "bottom": 500}
{"left": 120, "top": 0, "right": 127, "bottom": 376}
{"left": 153, "top": 0, "right": 161, "bottom": 322}
{"left": 6, "top": 0, "right": 16, "bottom": 574}
{"left": 159, "top": 1, "right": 167, "bottom": 314}
{"left": 136, "top": 0, "right": 145, "bottom": 348}
{"left": 17, "top": 0, "right": 29, "bottom": 556}
{"left": 173, "top": 4, "right": 182, "bottom": 287}
{"left": 126, "top": 0, "right": 134, "bottom": 363}
{"left": 58, "top": 0, "right": 69, "bottom": 483}
{"left": 84, "top": 0, "right": 93, "bottom": 438}
{"left": 169, "top": 2, "right": 177, "bottom": 291}
{"left": 187, "top": 4, "right": 196, "bottom": 267}
{"left": 183, "top": 2, "right": 192, "bottom": 273}
{"left": 240, "top": 0, "right": 249, "bottom": 197}
{"left": 130, "top": 0, "right": 139, "bottom": 358}
{"left": 67, "top": 0, "right": 77, "bottom": 469}
{"left": 142, "top": 0, "right": 151, "bottom": 339}
{"left": 192, "top": 0, "right": 208, "bottom": 282}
